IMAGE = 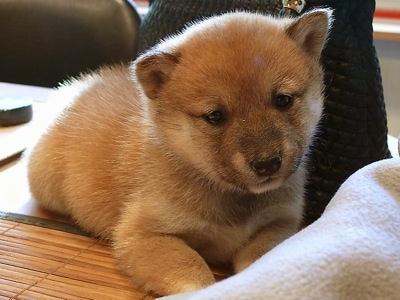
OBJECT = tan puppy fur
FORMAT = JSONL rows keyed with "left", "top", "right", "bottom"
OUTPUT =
{"left": 27, "top": 9, "right": 331, "bottom": 296}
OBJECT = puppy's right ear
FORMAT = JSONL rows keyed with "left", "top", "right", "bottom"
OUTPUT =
{"left": 134, "top": 50, "right": 181, "bottom": 100}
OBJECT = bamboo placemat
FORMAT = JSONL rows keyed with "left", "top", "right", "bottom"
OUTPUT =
{"left": 0, "top": 213, "right": 231, "bottom": 300}
{"left": 0, "top": 215, "right": 152, "bottom": 300}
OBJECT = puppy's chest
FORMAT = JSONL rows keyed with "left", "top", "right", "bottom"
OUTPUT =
{"left": 180, "top": 204, "right": 272, "bottom": 263}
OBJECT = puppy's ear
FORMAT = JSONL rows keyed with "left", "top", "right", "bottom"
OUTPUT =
{"left": 285, "top": 8, "right": 333, "bottom": 60}
{"left": 134, "top": 50, "right": 181, "bottom": 100}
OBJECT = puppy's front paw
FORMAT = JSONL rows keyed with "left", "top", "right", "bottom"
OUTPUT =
{"left": 113, "top": 226, "right": 216, "bottom": 296}
{"left": 167, "top": 274, "right": 216, "bottom": 294}
{"left": 233, "top": 248, "right": 261, "bottom": 273}
{"left": 132, "top": 255, "right": 216, "bottom": 296}
{"left": 233, "top": 223, "right": 299, "bottom": 273}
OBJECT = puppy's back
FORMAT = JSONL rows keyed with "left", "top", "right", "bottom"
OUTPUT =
{"left": 28, "top": 65, "right": 143, "bottom": 236}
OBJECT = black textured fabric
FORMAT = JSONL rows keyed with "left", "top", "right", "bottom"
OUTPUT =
{"left": 138, "top": 0, "right": 282, "bottom": 54}
{"left": 304, "top": 0, "right": 391, "bottom": 224}
{"left": 138, "top": 0, "right": 391, "bottom": 225}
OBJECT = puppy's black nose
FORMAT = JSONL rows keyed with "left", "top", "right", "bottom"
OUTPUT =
{"left": 251, "top": 154, "right": 282, "bottom": 177}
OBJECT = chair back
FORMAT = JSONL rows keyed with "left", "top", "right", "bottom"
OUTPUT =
{"left": 0, "top": 0, "right": 141, "bottom": 87}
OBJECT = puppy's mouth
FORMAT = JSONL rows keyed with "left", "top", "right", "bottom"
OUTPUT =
{"left": 248, "top": 176, "right": 283, "bottom": 194}
{"left": 217, "top": 171, "right": 284, "bottom": 194}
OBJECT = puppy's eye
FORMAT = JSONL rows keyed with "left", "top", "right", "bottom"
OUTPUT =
{"left": 204, "top": 110, "right": 225, "bottom": 125}
{"left": 275, "top": 94, "right": 293, "bottom": 108}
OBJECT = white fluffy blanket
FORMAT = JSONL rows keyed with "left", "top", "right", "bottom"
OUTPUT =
{"left": 163, "top": 157, "right": 400, "bottom": 300}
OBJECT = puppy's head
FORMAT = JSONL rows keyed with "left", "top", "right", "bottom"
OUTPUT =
{"left": 133, "top": 9, "right": 332, "bottom": 194}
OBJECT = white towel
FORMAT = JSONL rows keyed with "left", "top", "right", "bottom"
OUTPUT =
{"left": 163, "top": 157, "right": 400, "bottom": 300}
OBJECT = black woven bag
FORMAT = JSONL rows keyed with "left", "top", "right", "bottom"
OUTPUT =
{"left": 137, "top": 0, "right": 392, "bottom": 225}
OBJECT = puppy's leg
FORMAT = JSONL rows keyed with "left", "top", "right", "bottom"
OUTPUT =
{"left": 233, "top": 218, "right": 299, "bottom": 273}
{"left": 113, "top": 220, "right": 215, "bottom": 296}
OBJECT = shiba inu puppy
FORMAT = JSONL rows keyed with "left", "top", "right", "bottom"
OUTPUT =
{"left": 27, "top": 9, "right": 331, "bottom": 296}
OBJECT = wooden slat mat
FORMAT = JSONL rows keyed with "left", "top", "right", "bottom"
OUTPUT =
{"left": 0, "top": 216, "right": 152, "bottom": 300}
{"left": 0, "top": 213, "right": 231, "bottom": 299}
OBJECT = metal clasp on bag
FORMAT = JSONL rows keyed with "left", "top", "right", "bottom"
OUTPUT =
{"left": 282, "top": 0, "right": 306, "bottom": 14}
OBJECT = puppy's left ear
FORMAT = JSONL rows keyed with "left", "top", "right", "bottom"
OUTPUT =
{"left": 133, "top": 49, "right": 181, "bottom": 100}
{"left": 285, "top": 8, "right": 333, "bottom": 60}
